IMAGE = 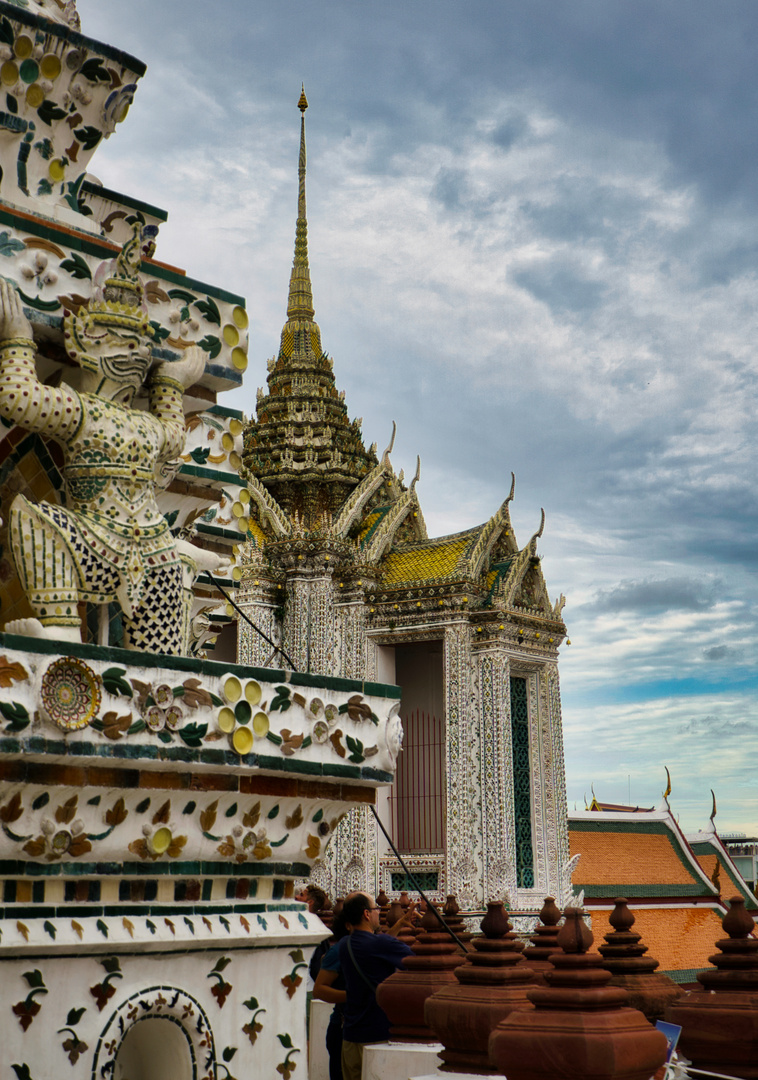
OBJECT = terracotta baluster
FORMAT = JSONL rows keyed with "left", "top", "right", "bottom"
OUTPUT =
{"left": 444, "top": 893, "right": 474, "bottom": 949}
{"left": 376, "top": 888, "right": 390, "bottom": 928}
{"left": 489, "top": 906, "right": 667, "bottom": 1080}
{"left": 666, "top": 896, "right": 758, "bottom": 1078}
{"left": 597, "top": 898, "right": 683, "bottom": 1021}
{"left": 425, "top": 900, "right": 536, "bottom": 1074}
{"left": 375, "top": 904, "right": 464, "bottom": 1040}
{"left": 521, "top": 896, "right": 562, "bottom": 983}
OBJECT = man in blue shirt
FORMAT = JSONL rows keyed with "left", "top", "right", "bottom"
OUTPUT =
{"left": 336, "top": 892, "right": 415, "bottom": 1080}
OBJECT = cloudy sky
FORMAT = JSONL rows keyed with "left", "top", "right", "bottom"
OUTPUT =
{"left": 76, "top": 0, "right": 758, "bottom": 838}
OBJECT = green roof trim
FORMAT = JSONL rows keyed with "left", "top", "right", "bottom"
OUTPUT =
{"left": 80, "top": 181, "right": 168, "bottom": 222}
{"left": 194, "top": 522, "right": 246, "bottom": 543}
{"left": 660, "top": 968, "right": 707, "bottom": 985}
{"left": 359, "top": 504, "right": 392, "bottom": 548}
{"left": 689, "top": 840, "right": 758, "bottom": 905}
{"left": 0, "top": 732, "right": 395, "bottom": 785}
{"left": 0, "top": 858, "right": 309, "bottom": 879}
{"left": 485, "top": 557, "right": 514, "bottom": 604}
{"left": 207, "top": 403, "right": 245, "bottom": 420}
{"left": 177, "top": 463, "right": 243, "bottom": 486}
{"left": 579, "top": 883, "right": 712, "bottom": 898}
{"left": 571, "top": 818, "right": 674, "bottom": 836}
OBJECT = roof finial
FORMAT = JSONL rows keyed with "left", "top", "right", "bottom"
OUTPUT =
{"left": 287, "top": 85, "right": 315, "bottom": 322}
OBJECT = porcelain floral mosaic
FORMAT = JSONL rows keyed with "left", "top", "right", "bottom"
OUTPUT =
{"left": 0, "top": 647, "right": 401, "bottom": 777}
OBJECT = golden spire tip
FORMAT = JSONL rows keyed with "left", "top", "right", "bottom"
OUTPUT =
{"left": 298, "top": 85, "right": 308, "bottom": 113}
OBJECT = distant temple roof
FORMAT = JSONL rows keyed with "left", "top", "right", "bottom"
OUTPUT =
{"left": 587, "top": 798, "right": 655, "bottom": 813}
{"left": 587, "top": 905, "right": 727, "bottom": 985}
{"left": 570, "top": 811, "right": 716, "bottom": 899}
{"left": 381, "top": 528, "right": 481, "bottom": 585}
{"left": 569, "top": 806, "right": 758, "bottom": 984}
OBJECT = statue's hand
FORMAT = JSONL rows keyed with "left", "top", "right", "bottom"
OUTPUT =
{"left": 0, "top": 280, "right": 33, "bottom": 341}
{"left": 153, "top": 344, "right": 205, "bottom": 390}
{"left": 174, "top": 536, "right": 233, "bottom": 577}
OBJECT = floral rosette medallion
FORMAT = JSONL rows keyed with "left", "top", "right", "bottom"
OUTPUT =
{"left": 217, "top": 675, "right": 266, "bottom": 755}
{"left": 40, "top": 656, "right": 101, "bottom": 731}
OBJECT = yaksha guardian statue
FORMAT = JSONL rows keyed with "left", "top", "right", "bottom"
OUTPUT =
{"left": 0, "top": 225, "right": 219, "bottom": 654}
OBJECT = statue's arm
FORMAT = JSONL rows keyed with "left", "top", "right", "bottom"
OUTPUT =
{"left": 149, "top": 345, "right": 205, "bottom": 459}
{"left": 0, "top": 281, "right": 82, "bottom": 441}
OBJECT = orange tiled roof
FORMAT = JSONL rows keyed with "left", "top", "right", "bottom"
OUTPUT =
{"left": 696, "top": 853, "right": 719, "bottom": 882}
{"left": 570, "top": 829, "right": 693, "bottom": 887}
{"left": 569, "top": 818, "right": 713, "bottom": 896}
{"left": 589, "top": 905, "right": 725, "bottom": 980}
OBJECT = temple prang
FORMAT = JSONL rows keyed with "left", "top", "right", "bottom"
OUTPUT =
{"left": 237, "top": 95, "right": 572, "bottom": 916}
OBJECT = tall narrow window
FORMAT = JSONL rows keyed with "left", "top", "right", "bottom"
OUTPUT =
{"left": 387, "top": 640, "right": 445, "bottom": 855}
{"left": 389, "top": 709, "right": 445, "bottom": 853}
{"left": 510, "top": 675, "right": 534, "bottom": 887}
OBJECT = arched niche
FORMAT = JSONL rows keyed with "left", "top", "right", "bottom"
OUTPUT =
{"left": 114, "top": 1017, "right": 193, "bottom": 1080}
{"left": 92, "top": 985, "right": 215, "bottom": 1080}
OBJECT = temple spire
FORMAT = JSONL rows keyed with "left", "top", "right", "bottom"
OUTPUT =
{"left": 243, "top": 91, "right": 378, "bottom": 524}
{"left": 287, "top": 86, "right": 315, "bottom": 321}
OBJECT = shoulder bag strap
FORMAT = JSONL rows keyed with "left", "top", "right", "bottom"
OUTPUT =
{"left": 346, "top": 935, "right": 379, "bottom": 995}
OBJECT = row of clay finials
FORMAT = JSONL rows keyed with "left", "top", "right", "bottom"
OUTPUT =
{"left": 307, "top": 890, "right": 758, "bottom": 1080}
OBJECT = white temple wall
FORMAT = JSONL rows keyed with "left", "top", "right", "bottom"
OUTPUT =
{"left": 2, "top": 939, "right": 313, "bottom": 1080}
{"left": 373, "top": 642, "right": 396, "bottom": 686}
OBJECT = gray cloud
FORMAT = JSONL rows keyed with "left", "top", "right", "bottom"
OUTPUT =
{"left": 75, "top": 0, "right": 758, "bottom": 835}
{"left": 513, "top": 260, "right": 607, "bottom": 315}
{"left": 591, "top": 577, "right": 720, "bottom": 615}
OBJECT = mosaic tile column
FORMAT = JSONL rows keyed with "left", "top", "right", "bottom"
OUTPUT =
{"left": 329, "top": 804, "right": 377, "bottom": 898}
{"left": 282, "top": 574, "right": 335, "bottom": 675}
{"left": 539, "top": 663, "right": 571, "bottom": 901}
{"left": 334, "top": 597, "right": 368, "bottom": 680}
{"left": 313, "top": 599, "right": 377, "bottom": 900}
{"left": 475, "top": 641, "right": 516, "bottom": 904}
{"left": 237, "top": 578, "right": 282, "bottom": 668}
{"left": 444, "top": 621, "right": 482, "bottom": 909}
{"left": 506, "top": 662, "right": 570, "bottom": 908}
